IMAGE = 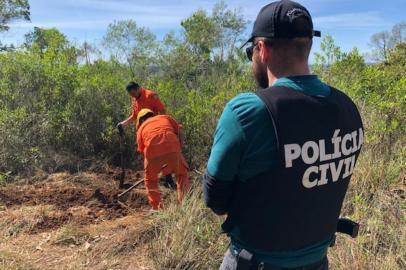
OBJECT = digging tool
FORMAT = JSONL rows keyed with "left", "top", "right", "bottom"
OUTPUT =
{"left": 117, "top": 164, "right": 169, "bottom": 201}
{"left": 117, "top": 124, "right": 126, "bottom": 189}
{"left": 117, "top": 178, "right": 145, "bottom": 200}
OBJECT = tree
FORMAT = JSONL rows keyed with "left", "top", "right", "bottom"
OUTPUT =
{"left": 314, "top": 34, "right": 343, "bottom": 66}
{"left": 24, "top": 27, "right": 69, "bottom": 54}
{"left": 77, "top": 41, "right": 100, "bottom": 65}
{"left": 323, "top": 47, "right": 366, "bottom": 96}
{"left": 313, "top": 34, "right": 343, "bottom": 80}
{"left": 0, "top": 0, "right": 30, "bottom": 32}
{"left": 390, "top": 22, "right": 406, "bottom": 46}
{"left": 370, "top": 31, "right": 391, "bottom": 62}
{"left": 0, "top": 0, "right": 30, "bottom": 50}
{"left": 212, "top": 1, "right": 246, "bottom": 61}
{"left": 102, "top": 20, "right": 156, "bottom": 78}
{"left": 181, "top": 10, "right": 218, "bottom": 59}
{"left": 368, "top": 22, "right": 406, "bottom": 63}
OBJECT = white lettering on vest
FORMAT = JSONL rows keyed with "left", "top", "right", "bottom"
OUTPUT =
{"left": 284, "top": 128, "right": 364, "bottom": 189}
{"left": 284, "top": 144, "right": 301, "bottom": 168}
{"left": 302, "top": 141, "right": 319, "bottom": 165}
{"left": 302, "top": 166, "right": 319, "bottom": 188}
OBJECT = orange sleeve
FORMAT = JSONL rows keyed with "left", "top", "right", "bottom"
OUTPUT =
{"left": 152, "top": 94, "right": 165, "bottom": 114}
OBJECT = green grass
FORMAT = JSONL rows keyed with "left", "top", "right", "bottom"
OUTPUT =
{"left": 52, "top": 224, "right": 91, "bottom": 246}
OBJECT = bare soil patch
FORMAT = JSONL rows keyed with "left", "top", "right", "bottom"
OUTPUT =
{"left": 0, "top": 169, "right": 149, "bottom": 233}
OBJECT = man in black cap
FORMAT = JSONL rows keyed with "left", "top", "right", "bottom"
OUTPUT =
{"left": 203, "top": 1, "right": 364, "bottom": 269}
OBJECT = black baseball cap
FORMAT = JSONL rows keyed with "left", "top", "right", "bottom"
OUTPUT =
{"left": 242, "top": 0, "right": 321, "bottom": 47}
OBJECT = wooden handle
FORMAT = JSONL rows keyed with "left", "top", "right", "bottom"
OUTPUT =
{"left": 117, "top": 179, "right": 144, "bottom": 199}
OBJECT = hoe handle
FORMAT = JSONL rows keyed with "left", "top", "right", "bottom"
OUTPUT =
{"left": 117, "top": 179, "right": 144, "bottom": 199}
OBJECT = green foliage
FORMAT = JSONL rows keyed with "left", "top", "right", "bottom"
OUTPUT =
{"left": 0, "top": 27, "right": 131, "bottom": 174}
{"left": 0, "top": 0, "right": 30, "bottom": 32}
{"left": 0, "top": 6, "right": 404, "bottom": 186}
{"left": 314, "top": 34, "right": 344, "bottom": 66}
{"left": 24, "top": 27, "right": 70, "bottom": 55}
{"left": 102, "top": 20, "right": 157, "bottom": 78}
{"left": 313, "top": 34, "right": 406, "bottom": 152}
{"left": 181, "top": 10, "right": 218, "bottom": 58}
{"left": 0, "top": 4, "right": 404, "bottom": 269}
{"left": 212, "top": 0, "right": 246, "bottom": 60}
{"left": 0, "top": 0, "right": 30, "bottom": 51}
{"left": 369, "top": 22, "right": 406, "bottom": 62}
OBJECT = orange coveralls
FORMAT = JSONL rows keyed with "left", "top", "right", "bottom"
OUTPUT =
{"left": 137, "top": 115, "right": 189, "bottom": 209}
{"left": 131, "top": 87, "right": 165, "bottom": 118}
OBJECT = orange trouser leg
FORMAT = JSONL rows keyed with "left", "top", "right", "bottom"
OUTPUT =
{"left": 144, "top": 157, "right": 162, "bottom": 210}
{"left": 161, "top": 164, "right": 172, "bottom": 176}
{"left": 161, "top": 152, "right": 190, "bottom": 202}
{"left": 175, "top": 154, "right": 190, "bottom": 202}
{"left": 145, "top": 152, "right": 190, "bottom": 208}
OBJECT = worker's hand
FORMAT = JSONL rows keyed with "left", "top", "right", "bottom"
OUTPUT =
{"left": 116, "top": 122, "right": 124, "bottom": 136}
{"left": 117, "top": 121, "right": 126, "bottom": 127}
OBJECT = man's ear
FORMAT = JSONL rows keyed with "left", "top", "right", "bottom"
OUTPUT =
{"left": 258, "top": 41, "right": 269, "bottom": 63}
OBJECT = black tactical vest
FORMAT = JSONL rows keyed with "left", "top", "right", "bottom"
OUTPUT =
{"left": 222, "top": 86, "right": 363, "bottom": 252}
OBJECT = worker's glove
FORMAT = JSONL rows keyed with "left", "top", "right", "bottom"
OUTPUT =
{"left": 117, "top": 123, "right": 124, "bottom": 137}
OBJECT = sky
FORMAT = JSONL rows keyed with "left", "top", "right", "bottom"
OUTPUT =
{"left": 1, "top": 0, "right": 406, "bottom": 61}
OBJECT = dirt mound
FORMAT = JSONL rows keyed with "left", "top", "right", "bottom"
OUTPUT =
{"left": 0, "top": 170, "right": 150, "bottom": 233}
{"left": 28, "top": 213, "right": 73, "bottom": 234}
{"left": 0, "top": 185, "right": 91, "bottom": 210}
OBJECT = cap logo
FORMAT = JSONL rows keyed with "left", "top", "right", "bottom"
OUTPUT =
{"left": 286, "top": 8, "right": 307, "bottom": 19}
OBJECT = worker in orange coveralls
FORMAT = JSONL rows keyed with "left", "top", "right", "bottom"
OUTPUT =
{"left": 136, "top": 109, "right": 190, "bottom": 210}
{"left": 117, "top": 81, "right": 176, "bottom": 189}
{"left": 117, "top": 81, "right": 165, "bottom": 129}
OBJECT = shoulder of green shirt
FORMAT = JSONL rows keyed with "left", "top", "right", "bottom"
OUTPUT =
{"left": 226, "top": 92, "right": 268, "bottom": 122}
{"left": 207, "top": 75, "right": 331, "bottom": 182}
{"left": 273, "top": 75, "right": 331, "bottom": 97}
{"left": 225, "top": 75, "right": 330, "bottom": 128}
{"left": 206, "top": 92, "right": 273, "bottom": 180}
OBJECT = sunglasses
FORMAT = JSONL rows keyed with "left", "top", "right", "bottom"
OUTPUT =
{"left": 246, "top": 42, "right": 258, "bottom": 61}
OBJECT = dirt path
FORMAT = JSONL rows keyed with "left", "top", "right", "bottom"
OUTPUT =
{"left": 0, "top": 169, "right": 160, "bottom": 270}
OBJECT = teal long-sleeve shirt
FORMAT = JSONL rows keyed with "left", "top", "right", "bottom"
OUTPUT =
{"left": 204, "top": 75, "right": 332, "bottom": 268}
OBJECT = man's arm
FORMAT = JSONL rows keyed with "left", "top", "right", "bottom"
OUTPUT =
{"left": 203, "top": 103, "right": 245, "bottom": 215}
{"left": 120, "top": 113, "right": 135, "bottom": 126}
{"left": 119, "top": 99, "right": 136, "bottom": 127}
{"left": 153, "top": 94, "right": 165, "bottom": 114}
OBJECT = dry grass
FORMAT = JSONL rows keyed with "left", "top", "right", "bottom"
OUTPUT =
{"left": 0, "top": 251, "right": 38, "bottom": 270}
{"left": 0, "top": 212, "right": 156, "bottom": 270}
{"left": 0, "top": 170, "right": 155, "bottom": 270}
{"left": 0, "top": 205, "right": 57, "bottom": 237}
{"left": 147, "top": 148, "right": 405, "bottom": 270}
{"left": 51, "top": 224, "right": 92, "bottom": 246}
{"left": 328, "top": 148, "right": 406, "bottom": 270}
{"left": 0, "top": 146, "right": 404, "bottom": 269}
{"left": 147, "top": 185, "right": 228, "bottom": 270}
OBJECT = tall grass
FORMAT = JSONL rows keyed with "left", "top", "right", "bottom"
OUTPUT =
{"left": 147, "top": 105, "right": 406, "bottom": 270}
{"left": 148, "top": 182, "right": 228, "bottom": 270}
